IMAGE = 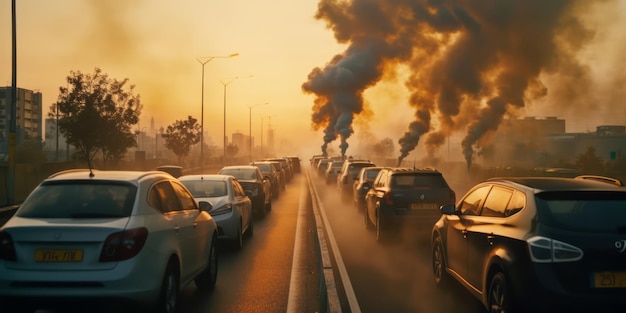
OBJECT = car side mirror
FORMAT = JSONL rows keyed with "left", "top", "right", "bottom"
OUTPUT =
{"left": 440, "top": 204, "right": 456, "bottom": 215}
{"left": 198, "top": 201, "right": 213, "bottom": 212}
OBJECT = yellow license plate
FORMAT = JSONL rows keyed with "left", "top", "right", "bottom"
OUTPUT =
{"left": 593, "top": 272, "right": 626, "bottom": 288}
{"left": 34, "top": 249, "right": 84, "bottom": 262}
{"left": 410, "top": 203, "right": 437, "bottom": 210}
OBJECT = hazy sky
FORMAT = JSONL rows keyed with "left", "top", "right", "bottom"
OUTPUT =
{"left": 1, "top": 0, "right": 625, "bottom": 162}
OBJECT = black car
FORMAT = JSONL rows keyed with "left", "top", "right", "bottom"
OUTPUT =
{"left": 250, "top": 161, "right": 281, "bottom": 199}
{"left": 432, "top": 176, "right": 626, "bottom": 313}
{"left": 218, "top": 165, "right": 272, "bottom": 217}
{"left": 352, "top": 166, "right": 384, "bottom": 210}
{"left": 364, "top": 167, "right": 455, "bottom": 242}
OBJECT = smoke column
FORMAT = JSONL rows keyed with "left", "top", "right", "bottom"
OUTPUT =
{"left": 305, "top": 0, "right": 601, "bottom": 168}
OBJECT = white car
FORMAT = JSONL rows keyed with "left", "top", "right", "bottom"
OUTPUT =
{"left": 178, "top": 174, "right": 253, "bottom": 251}
{"left": 0, "top": 169, "right": 219, "bottom": 313}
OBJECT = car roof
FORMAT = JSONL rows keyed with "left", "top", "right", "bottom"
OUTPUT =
{"left": 220, "top": 165, "right": 258, "bottom": 170}
{"left": 46, "top": 169, "right": 171, "bottom": 182}
{"left": 178, "top": 174, "right": 231, "bottom": 182}
{"left": 486, "top": 177, "right": 626, "bottom": 192}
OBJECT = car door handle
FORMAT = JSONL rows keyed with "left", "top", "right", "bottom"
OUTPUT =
{"left": 487, "top": 234, "right": 495, "bottom": 245}
{"left": 174, "top": 226, "right": 180, "bottom": 232}
{"left": 462, "top": 229, "right": 468, "bottom": 238}
{"left": 193, "top": 222, "right": 198, "bottom": 228}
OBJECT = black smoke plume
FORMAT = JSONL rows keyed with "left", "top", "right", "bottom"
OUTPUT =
{"left": 306, "top": 0, "right": 602, "bottom": 168}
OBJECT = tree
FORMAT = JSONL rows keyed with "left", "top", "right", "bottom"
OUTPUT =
{"left": 373, "top": 137, "right": 394, "bottom": 158}
{"left": 575, "top": 146, "right": 605, "bottom": 174}
{"left": 49, "top": 68, "right": 142, "bottom": 169}
{"left": 161, "top": 116, "right": 201, "bottom": 164}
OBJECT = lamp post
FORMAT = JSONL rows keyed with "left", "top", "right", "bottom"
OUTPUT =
{"left": 220, "top": 75, "right": 253, "bottom": 165}
{"left": 196, "top": 53, "right": 238, "bottom": 171}
{"left": 248, "top": 102, "right": 268, "bottom": 162}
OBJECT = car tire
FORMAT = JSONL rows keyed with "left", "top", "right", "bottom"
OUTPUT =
{"left": 195, "top": 236, "right": 218, "bottom": 291}
{"left": 432, "top": 236, "right": 449, "bottom": 286}
{"left": 232, "top": 222, "right": 243, "bottom": 251}
{"left": 246, "top": 217, "right": 254, "bottom": 238}
{"left": 155, "top": 261, "right": 180, "bottom": 313}
{"left": 487, "top": 272, "right": 513, "bottom": 313}
{"left": 364, "top": 207, "right": 372, "bottom": 230}
{"left": 375, "top": 212, "right": 386, "bottom": 243}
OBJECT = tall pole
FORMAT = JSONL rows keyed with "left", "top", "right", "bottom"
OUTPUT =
{"left": 196, "top": 53, "right": 238, "bottom": 171}
{"left": 248, "top": 103, "right": 268, "bottom": 162}
{"left": 8, "top": 0, "right": 17, "bottom": 205}
{"left": 221, "top": 75, "right": 252, "bottom": 165}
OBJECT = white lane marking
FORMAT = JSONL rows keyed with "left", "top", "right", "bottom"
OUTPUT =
{"left": 286, "top": 176, "right": 308, "bottom": 313}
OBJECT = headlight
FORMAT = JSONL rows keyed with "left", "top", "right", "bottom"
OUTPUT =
{"left": 210, "top": 203, "right": 233, "bottom": 216}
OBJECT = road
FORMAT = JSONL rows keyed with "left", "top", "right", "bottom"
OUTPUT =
{"left": 3, "top": 167, "right": 489, "bottom": 313}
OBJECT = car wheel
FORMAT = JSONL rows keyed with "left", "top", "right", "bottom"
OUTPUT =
{"left": 487, "top": 272, "right": 513, "bottom": 313}
{"left": 432, "top": 236, "right": 449, "bottom": 286}
{"left": 375, "top": 212, "right": 386, "bottom": 243}
{"left": 156, "top": 261, "right": 180, "bottom": 313}
{"left": 232, "top": 222, "right": 243, "bottom": 251}
{"left": 195, "top": 236, "right": 218, "bottom": 291}
{"left": 364, "top": 207, "right": 372, "bottom": 230}
{"left": 246, "top": 216, "right": 254, "bottom": 238}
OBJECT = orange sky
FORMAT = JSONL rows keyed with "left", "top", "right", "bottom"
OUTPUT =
{"left": 1, "top": 0, "right": 625, "bottom": 162}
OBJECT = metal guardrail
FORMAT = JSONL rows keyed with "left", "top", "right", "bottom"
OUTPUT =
{"left": 0, "top": 205, "right": 19, "bottom": 227}
{"left": 305, "top": 170, "right": 343, "bottom": 313}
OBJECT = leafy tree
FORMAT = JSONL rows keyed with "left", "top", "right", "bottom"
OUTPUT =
{"left": 49, "top": 68, "right": 142, "bottom": 169}
{"left": 373, "top": 137, "right": 394, "bottom": 158}
{"left": 161, "top": 116, "right": 201, "bottom": 164}
{"left": 575, "top": 146, "right": 605, "bottom": 174}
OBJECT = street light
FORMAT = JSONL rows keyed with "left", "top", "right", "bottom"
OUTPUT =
{"left": 220, "top": 75, "right": 253, "bottom": 165}
{"left": 196, "top": 53, "right": 238, "bottom": 170}
{"left": 248, "top": 102, "right": 268, "bottom": 162}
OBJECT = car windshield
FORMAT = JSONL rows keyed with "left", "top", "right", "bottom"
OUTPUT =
{"left": 536, "top": 191, "right": 626, "bottom": 232}
{"left": 390, "top": 174, "right": 449, "bottom": 189}
{"left": 181, "top": 180, "right": 227, "bottom": 198}
{"left": 17, "top": 180, "right": 137, "bottom": 219}
{"left": 220, "top": 169, "right": 257, "bottom": 180}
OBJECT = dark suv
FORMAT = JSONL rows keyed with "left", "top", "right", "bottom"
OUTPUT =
{"left": 431, "top": 176, "right": 626, "bottom": 313}
{"left": 337, "top": 160, "right": 376, "bottom": 202}
{"left": 364, "top": 167, "right": 455, "bottom": 242}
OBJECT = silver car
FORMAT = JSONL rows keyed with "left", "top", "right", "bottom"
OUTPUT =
{"left": 0, "top": 169, "right": 219, "bottom": 313}
{"left": 178, "top": 174, "right": 253, "bottom": 251}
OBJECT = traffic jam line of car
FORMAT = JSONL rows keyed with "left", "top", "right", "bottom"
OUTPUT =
{"left": 312, "top": 154, "right": 626, "bottom": 313}
{"left": 0, "top": 156, "right": 302, "bottom": 313}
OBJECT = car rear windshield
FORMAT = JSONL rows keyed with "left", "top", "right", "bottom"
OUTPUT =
{"left": 253, "top": 163, "right": 272, "bottom": 173}
{"left": 17, "top": 180, "right": 137, "bottom": 219}
{"left": 349, "top": 164, "right": 375, "bottom": 175}
{"left": 390, "top": 173, "right": 449, "bottom": 189}
{"left": 181, "top": 180, "right": 227, "bottom": 198}
{"left": 536, "top": 191, "right": 626, "bottom": 232}
{"left": 365, "top": 169, "right": 382, "bottom": 180}
{"left": 220, "top": 168, "right": 257, "bottom": 180}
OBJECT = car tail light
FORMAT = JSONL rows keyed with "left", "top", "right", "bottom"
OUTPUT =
{"left": 0, "top": 231, "right": 17, "bottom": 261}
{"left": 383, "top": 191, "right": 394, "bottom": 206}
{"left": 99, "top": 227, "right": 148, "bottom": 262}
{"left": 211, "top": 203, "right": 233, "bottom": 216}
{"left": 527, "top": 236, "right": 583, "bottom": 263}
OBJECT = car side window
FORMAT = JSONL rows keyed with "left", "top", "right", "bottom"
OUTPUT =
{"left": 481, "top": 186, "right": 513, "bottom": 217}
{"left": 233, "top": 181, "right": 244, "bottom": 197}
{"left": 149, "top": 181, "right": 182, "bottom": 213}
{"left": 170, "top": 181, "right": 198, "bottom": 211}
{"left": 505, "top": 190, "right": 526, "bottom": 216}
{"left": 459, "top": 185, "right": 491, "bottom": 216}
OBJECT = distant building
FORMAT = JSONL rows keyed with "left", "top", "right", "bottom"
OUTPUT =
{"left": 485, "top": 116, "right": 625, "bottom": 167}
{"left": 0, "top": 87, "right": 43, "bottom": 154}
